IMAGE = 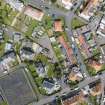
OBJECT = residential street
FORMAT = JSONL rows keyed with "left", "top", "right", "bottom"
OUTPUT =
{"left": 21, "top": 0, "right": 104, "bottom": 105}
{"left": 1, "top": 0, "right": 105, "bottom": 105}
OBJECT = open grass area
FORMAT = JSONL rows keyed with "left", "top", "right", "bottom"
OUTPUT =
{"left": 71, "top": 17, "right": 86, "bottom": 29}
{"left": 0, "top": 0, "right": 18, "bottom": 26}
{"left": 13, "top": 13, "right": 38, "bottom": 37}
{"left": 0, "top": 43, "right": 5, "bottom": 57}
{"left": 86, "top": 64, "right": 97, "bottom": 76}
{"left": 43, "top": 16, "right": 53, "bottom": 30}
{"left": 0, "top": 101, "right": 8, "bottom": 105}
{"left": 0, "top": 33, "right": 10, "bottom": 56}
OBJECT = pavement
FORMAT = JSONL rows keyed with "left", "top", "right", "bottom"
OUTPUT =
{"left": 5, "top": 0, "right": 105, "bottom": 105}
{"left": 22, "top": 0, "right": 103, "bottom": 105}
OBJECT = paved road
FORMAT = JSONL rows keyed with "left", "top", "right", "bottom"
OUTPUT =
{"left": 24, "top": 0, "right": 91, "bottom": 104}
{"left": 35, "top": 76, "right": 101, "bottom": 105}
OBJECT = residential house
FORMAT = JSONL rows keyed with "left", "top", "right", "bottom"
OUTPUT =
{"left": 42, "top": 78, "right": 61, "bottom": 95}
{"left": 24, "top": 5, "right": 44, "bottom": 21}
{"left": 73, "top": 25, "right": 98, "bottom": 59}
{"left": 54, "top": 19, "right": 63, "bottom": 32}
{"left": 0, "top": 51, "right": 17, "bottom": 74}
{"left": 79, "top": 0, "right": 102, "bottom": 20}
{"left": 97, "top": 15, "right": 105, "bottom": 37}
{"left": 5, "top": 0, "right": 24, "bottom": 11}
{"left": 35, "top": 61, "right": 47, "bottom": 77}
{"left": 62, "top": 90, "right": 85, "bottom": 105}
{"left": 5, "top": 42, "right": 13, "bottom": 52}
{"left": 20, "top": 40, "right": 43, "bottom": 61}
{"left": 78, "top": 35, "right": 92, "bottom": 58}
{"left": 58, "top": 36, "right": 76, "bottom": 65}
{"left": 58, "top": 0, "right": 76, "bottom": 10}
{"left": 88, "top": 60, "right": 103, "bottom": 73}
{"left": 89, "top": 80, "right": 102, "bottom": 96}
{"left": 68, "top": 66, "right": 83, "bottom": 82}
{"left": 13, "top": 32, "right": 23, "bottom": 43}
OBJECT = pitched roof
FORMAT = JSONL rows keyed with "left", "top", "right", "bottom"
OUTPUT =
{"left": 62, "top": 91, "right": 85, "bottom": 105}
{"left": 68, "top": 70, "right": 83, "bottom": 82}
{"left": 58, "top": 36, "right": 75, "bottom": 64}
{"left": 78, "top": 35, "right": 91, "bottom": 57}
{"left": 89, "top": 60, "right": 102, "bottom": 72}
{"left": 54, "top": 20, "right": 63, "bottom": 32}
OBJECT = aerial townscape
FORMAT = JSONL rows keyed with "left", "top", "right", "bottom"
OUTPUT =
{"left": 0, "top": 0, "right": 105, "bottom": 105}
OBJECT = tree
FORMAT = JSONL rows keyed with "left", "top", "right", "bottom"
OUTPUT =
{"left": 51, "top": 0, "right": 57, "bottom": 3}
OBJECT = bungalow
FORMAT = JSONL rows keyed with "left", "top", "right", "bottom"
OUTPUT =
{"left": 42, "top": 78, "right": 61, "bottom": 95}
{"left": 54, "top": 19, "right": 63, "bottom": 32}
{"left": 78, "top": 35, "right": 92, "bottom": 58}
{"left": 24, "top": 5, "right": 44, "bottom": 21}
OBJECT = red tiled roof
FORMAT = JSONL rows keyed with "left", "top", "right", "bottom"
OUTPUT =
{"left": 78, "top": 35, "right": 91, "bottom": 57}
{"left": 58, "top": 36, "right": 75, "bottom": 64}
{"left": 54, "top": 20, "right": 63, "bottom": 32}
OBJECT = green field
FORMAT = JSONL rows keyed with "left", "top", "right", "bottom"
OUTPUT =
{"left": 71, "top": 17, "right": 86, "bottom": 29}
{"left": 0, "top": 0, "right": 18, "bottom": 26}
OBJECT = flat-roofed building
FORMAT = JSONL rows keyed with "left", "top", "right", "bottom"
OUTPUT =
{"left": 61, "top": 0, "right": 73, "bottom": 10}
{"left": 24, "top": 5, "right": 44, "bottom": 21}
{"left": 5, "top": 0, "right": 24, "bottom": 11}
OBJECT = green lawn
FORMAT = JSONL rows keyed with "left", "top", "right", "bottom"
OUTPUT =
{"left": 0, "top": 43, "right": 5, "bottom": 56}
{"left": 71, "top": 17, "right": 86, "bottom": 29}
{"left": 0, "top": 101, "right": 8, "bottom": 105}
{"left": 47, "top": 63, "right": 55, "bottom": 78}
{"left": 89, "top": 96, "right": 99, "bottom": 105}
{"left": 86, "top": 64, "right": 97, "bottom": 76}
{"left": 0, "top": 1, "right": 18, "bottom": 26}
{"left": 25, "top": 18, "right": 38, "bottom": 37}
{"left": 27, "top": 63, "right": 38, "bottom": 78}
{"left": 43, "top": 16, "right": 52, "bottom": 29}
